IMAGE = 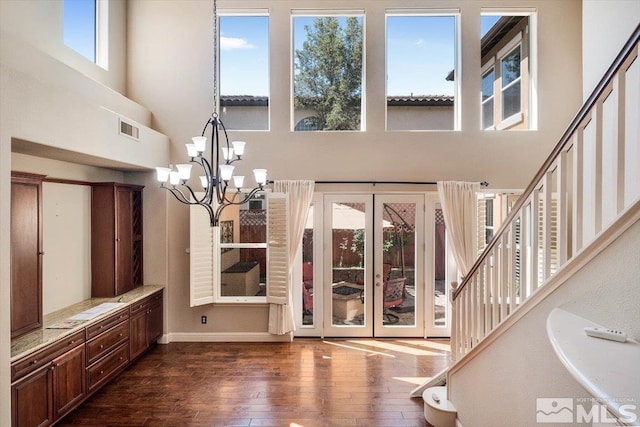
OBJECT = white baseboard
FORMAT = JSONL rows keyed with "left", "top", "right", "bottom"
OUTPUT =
{"left": 456, "top": 418, "right": 464, "bottom": 427}
{"left": 166, "top": 332, "right": 293, "bottom": 343}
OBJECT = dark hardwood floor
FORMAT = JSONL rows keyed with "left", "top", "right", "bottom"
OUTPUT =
{"left": 59, "top": 338, "right": 450, "bottom": 426}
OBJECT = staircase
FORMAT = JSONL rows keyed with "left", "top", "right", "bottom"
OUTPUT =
{"left": 422, "top": 26, "right": 640, "bottom": 427}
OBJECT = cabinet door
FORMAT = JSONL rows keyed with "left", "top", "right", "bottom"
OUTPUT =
{"left": 116, "top": 188, "right": 134, "bottom": 295}
{"left": 12, "top": 365, "right": 53, "bottom": 427}
{"left": 130, "top": 311, "right": 148, "bottom": 360}
{"left": 52, "top": 345, "right": 85, "bottom": 419}
{"left": 11, "top": 177, "right": 43, "bottom": 337}
{"left": 147, "top": 300, "right": 163, "bottom": 344}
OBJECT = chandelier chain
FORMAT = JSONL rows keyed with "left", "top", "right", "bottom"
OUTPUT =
{"left": 212, "top": 0, "right": 219, "bottom": 117}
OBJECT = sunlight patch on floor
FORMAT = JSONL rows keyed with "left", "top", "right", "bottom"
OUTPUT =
{"left": 348, "top": 340, "right": 441, "bottom": 356}
{"left": 392, "top": 376, "right": 432, "bottom": 385}
{"left": 323, "top": 340, "right": 395, "bottom": 358}
{"left": 397, "top": 339, "right": 451, "bottom": 352}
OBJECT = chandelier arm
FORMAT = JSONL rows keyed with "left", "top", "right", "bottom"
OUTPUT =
{"left": 220, "top": 185, "right": 264, "bottom": 207}
{"left": 203, "top": 202, "right": 216, "bottom": 227}
{"left": 181, "top": 183, "right": 205, "bottom": 205}
{"left": 198, "top": 155, "right": 215, "bottom": 204}
{"left": 162, "top": 186, "right": 192, "bottom": 205}
{"left": 169, "top": 185, "right": 194, "bottom": 204}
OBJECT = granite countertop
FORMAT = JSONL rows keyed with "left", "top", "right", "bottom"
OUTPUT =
{"left": 11, "top": 285, "right": 164, "bottom": 362}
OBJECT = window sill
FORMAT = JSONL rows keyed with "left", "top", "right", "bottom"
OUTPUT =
{"left": 496, "top": 112, "right": 524, "bottom": 130}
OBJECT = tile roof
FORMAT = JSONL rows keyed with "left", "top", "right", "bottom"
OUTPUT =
{"left": 220, "top": 95, "right": 454, "bottom": 107}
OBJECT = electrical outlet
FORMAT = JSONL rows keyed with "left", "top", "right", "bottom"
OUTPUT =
{"left": 201, "top": 315, "right": 207, "bottom": 324}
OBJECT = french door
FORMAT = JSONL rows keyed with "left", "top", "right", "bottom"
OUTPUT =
{"left": 322, "top": 194, "right": 425, "bottom": 337}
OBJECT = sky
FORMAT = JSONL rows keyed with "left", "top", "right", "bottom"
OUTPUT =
{"left": 63, "top": 0, "right": 96, "bottom": 62}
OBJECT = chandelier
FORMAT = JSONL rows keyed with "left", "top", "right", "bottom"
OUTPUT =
{"left": 154, "top": 0, "right": 267, "bottom": 227}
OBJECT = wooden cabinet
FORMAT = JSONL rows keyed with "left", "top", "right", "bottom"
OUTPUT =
{"left": 11, "top": 330, "right": 85, "bottom": 427}
{"left": 11, "top": 289, "right": 162, "bottom": 425}
{"left": 91, "top": 183, "right": 144, "bottom": 297}
{"left": 52, "top": 345, "right": 86, "bottom": 419}
{"left": 130, "top": 291, "right": 163, "bottom": 361}
{"left": 85, "top": 308, "right": 130, "bottom": 394}
{"left": 11, "top": 172, "right": 46, "bottom": 338}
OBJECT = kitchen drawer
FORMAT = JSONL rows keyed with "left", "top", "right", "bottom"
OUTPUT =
{"left": 87, "top": 342, "right": 129, "bottom": 392}
{"left": 11, "top": 330, "right": 85, "bottom": 382}
{"left": 86, "top": 307, "right": 129, "bottom": 340}
{"left": 86, "top": 321, "right": 129, "bottom": 365}
{"left": 129, "top": 298, "right": 149, "bottom": 317}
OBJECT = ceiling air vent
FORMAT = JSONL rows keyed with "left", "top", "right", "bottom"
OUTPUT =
{"left": 119, "top": 118, "right": 139, "bottom": 140}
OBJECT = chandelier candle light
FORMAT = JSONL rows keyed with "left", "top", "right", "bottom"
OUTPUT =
{"left": 155, "top": 0, "right": 267, "bottom": 227}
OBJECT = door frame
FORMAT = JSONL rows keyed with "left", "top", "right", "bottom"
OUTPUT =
{"left": 293, "top": 191, "right": 454, "bottom": 338}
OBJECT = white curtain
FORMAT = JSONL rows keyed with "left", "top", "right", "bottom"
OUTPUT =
{"left": 437, "top": 181, "right": 479, "bottom": 278}
{"left": 269, "top": 180, "right": 315, "bottom": 335}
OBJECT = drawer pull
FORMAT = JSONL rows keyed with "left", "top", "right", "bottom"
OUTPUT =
{"left": 31, "top": 360, "right": 38, "bottom": 365}
{"left": 99, "top": 325, "right": 104, "bottom": 329}
{"left": 119, "top": 333, "right": 123, "bottom": 337}
{"left": 99, "top": 345, "right": 104, "bottom": 349}
{"left": 70, "top": 340, "right": 75, "bottom": 345}
{"left": 99, "top": 370, "right": 104, "bottom": 375}
{"left": 119, "top": 357, "right": 124, "bottom": 361}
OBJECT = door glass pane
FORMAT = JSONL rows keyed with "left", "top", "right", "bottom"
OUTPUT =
{"left": 434, "top": 207, "right": 447, "bottom": 327}
{"left": 380, "top": 203, "right": 416, "bottom": 326}
{"left": 302, "top": 204, "right": 314, "bottom": 326}
{"left": 331, "top": 203, "right": 366, "bottom": 326}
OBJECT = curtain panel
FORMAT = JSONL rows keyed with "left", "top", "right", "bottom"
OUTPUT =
{"left": 437, "top": 181, "right": 479, "bottom": 278}
{"left": 269, "top": 180, "right": 315, "bottom": 335}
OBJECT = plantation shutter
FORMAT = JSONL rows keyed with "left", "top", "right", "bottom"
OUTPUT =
{"left": 189, "top": 195, "right": 215, "bottom": 307}
{"left": 477, "top": 197, "right": 487, "bottom": 256}
{"left": 266, "top": 193, "right": 289, "bottom": 304}
{"left": 537, "top": 197, "right": 558, "bottom": 284}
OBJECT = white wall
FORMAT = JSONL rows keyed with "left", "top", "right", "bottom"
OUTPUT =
{"left": 127, "top": 0, "right": 583, "bottom": 338}
{"left": 582, "top": 0, "right": 640, "bottom": 100}
{"left": 449, "top": 218, "right": 640, "bottom": 427}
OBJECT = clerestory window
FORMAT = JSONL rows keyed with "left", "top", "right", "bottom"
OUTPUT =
{"left": 480, "top": 11, "right": 536, "bottom": 130}
{"left": 219, "top": 13, "right": 270, "bottom": 131}
{"left": 292, "top": 11, "right": 364, "bottom": 131}
{"left": 386, "top": 11, "right": 459, "bottom": 131}
{"left": 63, "top": 0, "right": 107, "bottom": 68}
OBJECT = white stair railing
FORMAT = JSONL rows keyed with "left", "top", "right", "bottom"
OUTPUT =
{"left": 451, "top": 26, "right": 640, "bottom": 362}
